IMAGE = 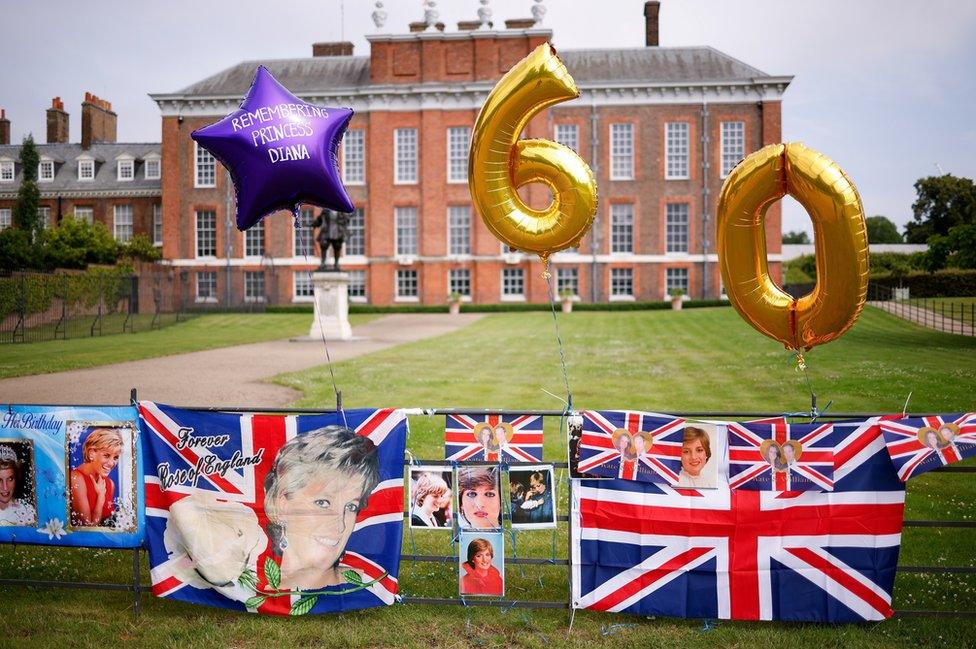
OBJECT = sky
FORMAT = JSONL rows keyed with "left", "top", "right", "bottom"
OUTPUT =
{"left": 2, "top": 0, "right": 974, "bottom": 236}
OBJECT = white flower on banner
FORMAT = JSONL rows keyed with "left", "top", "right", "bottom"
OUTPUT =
{"left": 39, "top": 518, "right": 66, "bottom": 540}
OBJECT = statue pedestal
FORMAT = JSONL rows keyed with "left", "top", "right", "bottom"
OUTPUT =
{"left": 308, "top": 271, "right": 353, "bottom": 340}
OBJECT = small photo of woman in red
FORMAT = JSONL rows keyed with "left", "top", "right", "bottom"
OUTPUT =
{"left": 68, "top": 424, "right": 134, "bottom": 529}
{"left": 459, "top": 531, "right": 504, "bottom": 597}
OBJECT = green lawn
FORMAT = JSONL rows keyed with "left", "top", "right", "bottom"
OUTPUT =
{"left": 2, "top": 306, "right": 976, "bottom": 647}
{"left": 0, "top": 313, "right": 378, "bottom": 379}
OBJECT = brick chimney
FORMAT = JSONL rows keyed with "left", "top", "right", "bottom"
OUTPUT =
{"left": 81, "top": 92, "right": 117, "bottom": 149}
{"left": 0, "top": 109, "right": 9, "bottom": 146}
{"left": 505, "top": 18, "right": 535, "bottom": 29}
{"left": 312, "top": 41, "right": 354, "bottom": 56}
{"left": 644, "top": 1, "right": 660, "bottom": 46}
{"left": 46, "top": 97, "right": 69, "bottom": 144}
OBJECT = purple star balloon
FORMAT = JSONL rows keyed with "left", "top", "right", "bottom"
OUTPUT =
{"left": 191, "top": 66, "right": 355, "bottom": 231}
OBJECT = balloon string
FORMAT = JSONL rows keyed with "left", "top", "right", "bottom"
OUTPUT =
{"left": 544, "top": 272, "right": 573, "bottom": 411}
{"left": 296, "top": 207, "right": 345, "bottom": 426}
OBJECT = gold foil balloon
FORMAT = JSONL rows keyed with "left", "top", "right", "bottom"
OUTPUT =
{"left": 717, "top": 142, "right": 869, "bottom": 351}
{"left": 469, "top": 42, "right": 598, "bottom": 264}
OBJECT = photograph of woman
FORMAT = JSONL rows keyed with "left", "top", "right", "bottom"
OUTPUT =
{"left": 409, "top": 468, "right": 453, "bottom": 529}
{"left": 456, "top": 466, "right": 501, "bottom": 530}
{"left": 675, "top": 425, "right": 717, "bottom": 488}
{"left": 761, "top": 440, "right": 784, "bottom": 471}
{"left": 264, "top": 425, "right": 379, "bottom": 591}
{"left": 509, "top": 466, "right": 556, "bottom": 529}
{"left": 921, "top": 428, "right": 942, "bottom": 450}
{"left": 0, "top": 443, "right": 36, "bottom": 527}
{"left": 69, "top": 427, "right": 125, "bottom": 528}
{"left": 474, "top": 424, "right": 500, "bottom": 462}
{"left": 458, "top": 532, "right": 504, "bottom": 597}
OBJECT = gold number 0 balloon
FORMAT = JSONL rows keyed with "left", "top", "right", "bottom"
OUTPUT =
{"left": 717, "top": 142, "right": 869, "bottom": 351}
{"left": 469, "top": 42, "right": 598, "bottom": 264}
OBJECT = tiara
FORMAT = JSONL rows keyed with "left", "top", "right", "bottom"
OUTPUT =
{"left": 0, "top": 445, "right": 18, "bottom": 463}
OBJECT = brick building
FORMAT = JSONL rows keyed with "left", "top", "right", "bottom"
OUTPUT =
{"left": 0, "top": 96, "right": 162, "bottom": 244}
{"left": 151, "top": 2, "right": 790, "bottom": 307}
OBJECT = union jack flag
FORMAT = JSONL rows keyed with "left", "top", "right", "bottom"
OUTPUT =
{"left": 728, "top": 421, "right": 835, "bottom": 491}
{"left": 444, "top": 414, "right": 542, "bottom": 463}
{"left": 140, "top": 402, "right": 406, "bottom": 616}
{"left": 572, "top": 417, "right": 906, "bottom": 622}
{"left": 576, "top": 411, "right": 684, "bottom": 484}
{"left": 879, "top": 413, "right": 976, "bottom": 482}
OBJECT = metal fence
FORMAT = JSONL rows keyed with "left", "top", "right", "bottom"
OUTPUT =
{"left": 868, "top": 283, "right": 975, "bottom": 336}
{"left": 0, "top": 270, "right": 185, "bottom": 344}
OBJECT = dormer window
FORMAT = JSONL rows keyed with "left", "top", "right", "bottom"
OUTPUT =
{"left": 0, "top": 160, "right": 13, "bottom": 182}
{"left": 38, "top": 160, "right": 55, "bottom": 182}
{"left": 144, "top": 155, "right": 160, "bottom": 180}
{"left": 117, "top": 156, "right": 134, "bottom": 181}
{"left": 78, "top": 159, "right": 95, "bottom": 181}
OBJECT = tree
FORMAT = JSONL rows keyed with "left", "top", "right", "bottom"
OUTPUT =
{"left": 11, "top": 134, "right": 40, "bottom": 238}
{"left": 782, "top": 230, "right": 810, "bottom": 244}
{"left": 923, "top": 224, "right": 976, "bottom": 271}
{"left": 904, "top": 174, "right": 976, "bottom": 243}
{"left": 865, "top": 215, "right": 903, "bottom": 243}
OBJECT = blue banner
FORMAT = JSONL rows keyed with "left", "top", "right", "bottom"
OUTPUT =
{"left": 0, "top": 405, "right": 144, "bottom": 547}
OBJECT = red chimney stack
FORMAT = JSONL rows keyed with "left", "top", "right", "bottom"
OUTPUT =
{"left": 0, "top": 109, "right": 9, "bottom": 146}
{"left": 46, "top": 97, "right": 69, "bottom": 144}
{"left": 81, "top": 92, "right": 117, "bottom": 149}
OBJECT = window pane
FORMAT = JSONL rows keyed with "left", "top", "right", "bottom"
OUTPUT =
{"left": 245, "top": 219, "right": 264, "bottom": 257}
{"left": 39, "top": 161, "right": 54, "bottom": 181}
{"left": 294, "top": 270, "right": 314, "bottom": 298}
{"left": 447, "top": 127, "right": 470, "bottom": 182}
{"left": 501, "top": 268, "right": 524, "bottom": 296}
{"left": 610, "top": 123, "right": 634, "bottom": 179}
{"left": 665, "top": 122, "right": 689, "bottom": 179}
{"left": 665, "top": 203, "right": 689, "bottom": 253}
{"left": 348, "top": 269, "right": 367, "bottom": 299}
{"left": 610, "top": 203, "right": 634, "bottom": 254}
{"left": 294, "top": 208, "right": 315, "bottom": 256}
{"left": 449, "top": 269, "right": 471, "bottom": 297}
{"left": 666, "top": 267, "right": 689, "bottom": 295}
{"left": 394, "top": 128, "right": 417, "bottom": 183}
{"left": 196, "top": 271, "right": 217, "bottom": 301}
{"left": 346, "top": 208, "right": 365, "bottom": 256}
{"left": 74, "top": 207, "right": 94, "bottom": 225}
{"left": 79, "top": 160, "right": 94, "bottom": 180}
{"left": 395, "top": 207, "right": 417, "bottom": 255}
{"left": 554, "top": 124, "right": 579, "bottom": 153}
{"left": 610, "top": 268, "right": 633, "bottom": 296}
{"left": 152, "top": 204, "right": 162, "bottom": 245}
{"left": 37, "top": 207, "right": 50, "bottom": 229}
{"left": 118, "top": 160, "right": 134, "bottom": 180}
{"left": 196, "top": 210, "right": 216, "bottom": 257}
{"left": 244, "top": 271, "right": 265, "bottom": 302}
{"left": 145, "top": 158, "right": 161, "bottom": 179}
{"left": 396, "top": 269, "right": 418, "bottom": 298}
{"left": 448, "top": 205, "right": 470, "bottom": 256}
{"left": 343, "top": 129, "right": 365, "bottom": 184}
{"left": 195, "top": 142, "right": 216, "bottom": 187}
{"left": 0, "top": 209, "right": 11, "bottom": 230}
{"left": 556, "top": 267, "right": 579, "bottom": 296}
{"left": 0, "top": 161, "right": 14, "bottom": 181}
{"left": 113, "top": 205, "right": 133, "bottom": 242}
{"left": 721, "top": 121, "right": 745, "bottom": 177}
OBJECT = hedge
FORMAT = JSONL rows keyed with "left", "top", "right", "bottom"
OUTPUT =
{"left": 870, "top": 269, "right": 976, "bottom": 298}
{"left": 265, "top": 299, "right": 732, "bottom": 315}
{"left": 0, "top": 268, "right": 134, "bottom": 321}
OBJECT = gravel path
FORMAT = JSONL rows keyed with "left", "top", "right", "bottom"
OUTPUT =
{"left": 0, "top": 313, "right": 483, "bottom": 407}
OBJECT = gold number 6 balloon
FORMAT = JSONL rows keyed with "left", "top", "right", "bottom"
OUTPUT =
{"left": 469, "top": 43, "right": 598, "bottom": 267}
{"left": 717, "top": 142, "right": 869, "bottom": 351}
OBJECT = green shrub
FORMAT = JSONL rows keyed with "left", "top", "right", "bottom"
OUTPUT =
{"left": 267, "top": 300, "right": 732, "bottom": 315}
{"left": 871, "top": 269, "right": 976, "bottom": 297}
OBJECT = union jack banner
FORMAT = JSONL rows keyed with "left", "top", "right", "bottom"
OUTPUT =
{"left": 140, "top": 402, "right": 406, "bottom": 616}
{"left": 572, "top": 417, "right": 906, "bottom": 622}
{"left": 879, "top": 413, "right": 976, "bottom": 482}
{"left": 444, "top": 414, "right": 542, "bottom": 463}
{"left": 727, "top": 421, "right": 836, "bottom": 491}
{"left": 576, "top": 411, "right": 684, "bottom": 484}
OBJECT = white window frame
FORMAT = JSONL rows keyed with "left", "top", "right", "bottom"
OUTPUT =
{"left": 394, "top": 128, "right": 418, "bottom": 185}
{"left": 554, "top": 124, "right": 579, "bottom": 153}
{"left": 152, "top": 204, "right": 163, "bottom": 246}
{"left": 0, "top": 208, "right": 11, "bottom": 230}
{"left": 610, "top": 203, "right": 634, "bottom": 254}
{"left": 37, "top": 206, "right": 51, "bottom": 229}
{"left": 720, "top": 121, "right": 745, "bottom": 178}
{"left": 395, "top": 206, "right": 418, "bottom": 257}
{"left": 501, "top": 268, "right": 525, "bottom": 301}
{"left": 346, "top": 208, "right": 366, "bottom": 256}
{"left": 395, "top": 269, "right": 419, "bottom": 302}
{"left": 144, "top": 155, "right": 161, "bottom": 180}
{"left": 195, "top": 271, "right": 218, "bottom": 303}
{"left": 77, "top": 158, "right": 95, "bottom": 181}
{"left": 447, "top": 205, "right": 471, "bottom": 257}
{"left": 113, "top": 204, "right": 133, "bottom": 243}
{"left": 194, "top": 141, "right": 216, "bottom": 188}
{"left": 116, "top": 157, "right": 134, "bottom": 182}
{"left": 610, "top": 268, "right": 634, "bottom": 300}
{"left": 74, "top": 206, "right": 94, "bottom": 225}
{"left": 348, "top": 269, "right": 367, "bottom": 302}
{"left": 38, "top": 160, "right": 55, "bottom": 182}
{"left": 446, "top": 126, "right": 470, "bottom": 184}
{"left": 342, "top": 129, "right": 365, "bottom": 185}
{"left": 556, "top": 267, "right": 579, "bottom": 297}
{"left": 294, "top": 208, "right": 315, "bottom": 257}
{"left": 195, "top": 210, "right": 217, "bottom": 258}
{"left": 665, "top": 267, "right": 690, "bottom": 298}
{"left": 0, "top": 160, "right": 13, "bottom": 182}
{"left": 665, "top": 203, "right": 690, "bottom": 254}
{"left": 609, "top": 123, "right": 634, "bottom": 180}
{"left": 665, "top": 122, "right": 690, "bottom": 180}
{"left": 448, "top": 268, "right": 471, "bottom": 299}
{"left": 244, "top": 219, "right": 264, "bottom": 258}
{"left": 293, "top": 270, "right": 314, "bottom": 302}
{"left": 244, "top": 271, "right": 266, "bottom": 303}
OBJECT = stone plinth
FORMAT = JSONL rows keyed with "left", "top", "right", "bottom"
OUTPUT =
{"left": 308, "top": 271, "right": 353, "bottom": 340}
